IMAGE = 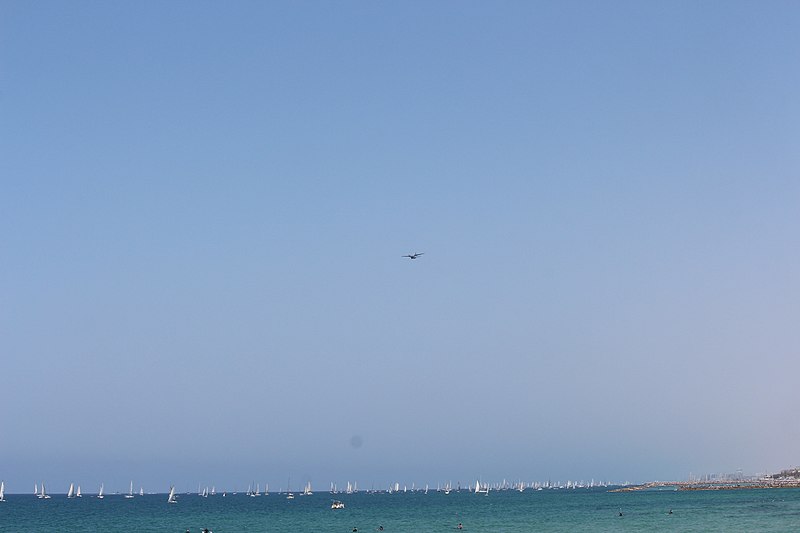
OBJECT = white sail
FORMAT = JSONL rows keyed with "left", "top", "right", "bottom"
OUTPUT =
{"left": 0, "top": 480, "right": 5, "bottom": 502}
{"left": 167, "top": 485, "right": 177, "bottom": 504}
{"left": 125, "top": 481, "right": 134, "bottom": 498}
{"left": 139, "top": 487, "right": 144, "bottom": 496}
{"left": 76, "top": 485, "right": 82, "bottom": 497}
{"left": 97, "top": 483, "right": 104, "bottom": 499}
{"left": 67, "top": 483, "right": 75, "bottom": 498}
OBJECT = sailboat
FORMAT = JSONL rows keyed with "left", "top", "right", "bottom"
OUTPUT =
{"left": 0, "top": 480, "right": 5, "bottom": 502}
{"left": 125, "top": 481, "right": 134, "bottom": 499}
{"left": 38, "top": 482, "right": 51, "bottom": 499}
{"left": 139, "top": 487, "right": 144, "bottom": 497}
{"left": 67, "top": 483, "right": 75, "bottom": 499}
{"left": 475, "top": 479, "right": 489, "bottom": 495}
{"left": 303, "top": 481, "right": 312, "bottom": 496}
{"left": 167, "top": 485, "right": 177, "bottom": 504}
{"left": 76, "top": 485, "right": 82, "bottom": 497}
{"left": 34, "top": 483, "right": 37, "bottom": 497}
{"left": 97, "top": 483, "right": 105, "bottom": 499}
{"left": 286, "top": 478, "right": 294, "bottom": 500}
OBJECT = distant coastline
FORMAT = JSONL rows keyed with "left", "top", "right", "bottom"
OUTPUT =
{"left": 612, "top": 479, "right": 800, "bottom": 492}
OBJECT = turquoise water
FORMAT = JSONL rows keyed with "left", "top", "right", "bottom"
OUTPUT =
{"left": 2, "top": 488, "right": 800, "bottom": 532}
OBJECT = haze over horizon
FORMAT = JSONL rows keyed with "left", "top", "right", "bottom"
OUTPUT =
{"left": 2, "top": 1, "right": 799, "bottom": 493}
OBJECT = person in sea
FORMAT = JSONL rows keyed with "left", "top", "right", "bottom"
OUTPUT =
{"left": 457, "top": 523, "right": 463, "bottom": 530}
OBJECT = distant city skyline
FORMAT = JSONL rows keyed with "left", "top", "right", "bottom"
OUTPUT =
{"left": 2, "top": 1, "right": 799, "bottom": 492}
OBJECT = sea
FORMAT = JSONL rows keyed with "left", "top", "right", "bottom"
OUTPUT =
{"left": 2, "top": 487, "right": 800, "bottom": 532}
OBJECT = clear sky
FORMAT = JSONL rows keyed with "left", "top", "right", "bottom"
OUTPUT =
{"left": 2, "top": 0, "right": 799, "bottom": 493}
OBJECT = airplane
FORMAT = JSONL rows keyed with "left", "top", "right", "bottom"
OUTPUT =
{"left": 402, "top": 252, "right": 424, "bottom": 259}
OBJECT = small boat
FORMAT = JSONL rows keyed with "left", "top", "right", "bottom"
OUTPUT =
{"left": 331, "top": 500, "right": 345, "bottom": 509}
{"left": 139, "top": 487, "right": 144, "bottom": 497}
{"left": 38, "top": 482, "right": 51, "bottom": 499}
{"left": 0, "top": 480, "right": 5, "bottom": 502}
{"left": 76, "top": 485, "right": 82, "bottom": 497}
{"left": 167, "top": 486, "right": 177, "bottom": 504}
{"left": 67, "top": 483, "right": 75, "bottom": 499}
{"left": 303, "top": 481, "right": 313, "bottom": 496}
{"left": 125, "top": 481, "right": 135, "bottom": 499}
{"left": 97, "top": 483, "right": 104, "bottom": 499}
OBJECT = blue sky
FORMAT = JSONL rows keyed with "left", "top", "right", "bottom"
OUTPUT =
{"left": 1, "top": 0, "right": 799, "bottom": 492}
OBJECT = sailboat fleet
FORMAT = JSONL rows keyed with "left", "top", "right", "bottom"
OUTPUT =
{"left": 0, "top": 476, "right": 621, "bottom": 503}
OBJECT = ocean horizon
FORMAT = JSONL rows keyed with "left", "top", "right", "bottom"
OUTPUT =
{"left": 2, "top": 485, "right": 799, "bottom": 532}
